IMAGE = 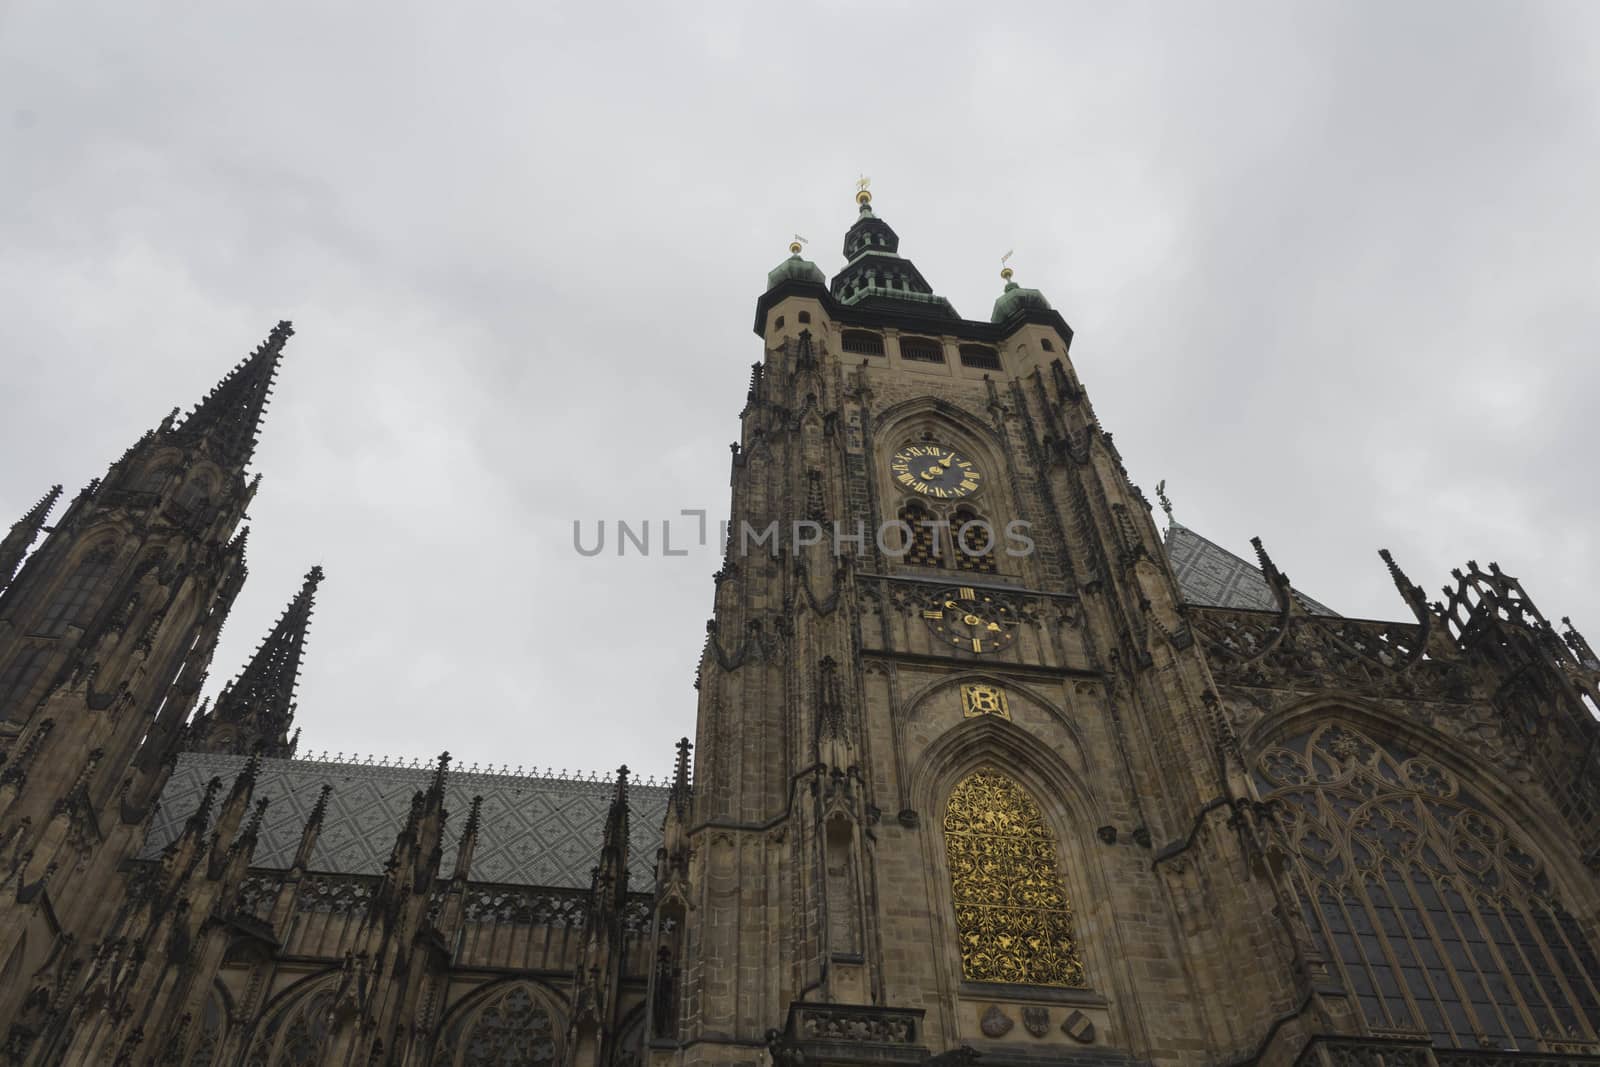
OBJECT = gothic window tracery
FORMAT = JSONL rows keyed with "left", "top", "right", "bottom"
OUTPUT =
{"left": 943, "top": 768, "right": 1085, "bottom": 988}
{"left": 433, "top": 983, "right": 559, "bottom": 1067}
{"left": 249, "top": 991, "right": 334, "bottom": 1062}
{"left": 35, "top": 547, "right": 115, "bottom": 637}
{"left": 0, "top": 645, "right": 48, "bottom": 720}
{"left": 1255, "top": 722, "right": 1600, "bottom": 1050}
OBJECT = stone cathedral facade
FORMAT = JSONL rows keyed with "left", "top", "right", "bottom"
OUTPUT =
{"left": 0, "top": 187, "right": 1597, "bottom": 1067}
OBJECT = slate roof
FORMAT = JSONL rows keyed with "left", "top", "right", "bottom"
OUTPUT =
{"left": 1164, "top": 522, "right": 1337, "bottom": 616}
{"left": 142, "top": 752, "right": 669, "bottom": 890}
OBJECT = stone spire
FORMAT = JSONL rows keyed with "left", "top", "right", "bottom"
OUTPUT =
{"left": 0, "top": 484, "right": 61, "bottom": 593}
{"left": 172, "top": 320, "right": 294, "bottom": 468}
{"left": 189, "top": 566, "right": 323, "bottom": 757}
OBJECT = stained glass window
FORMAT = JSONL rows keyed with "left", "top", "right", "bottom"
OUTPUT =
{"left": 433, "top": 984, "right": 558, "bottom": 1067}
{"left": 35, "top": 549, "right": 115, "bottom": 637}
{"left": 944, "top": 768, "right": 1085, "bottom": 987}
{"left": 1255, "top": 722, "right": 1600, "bottom": 1049}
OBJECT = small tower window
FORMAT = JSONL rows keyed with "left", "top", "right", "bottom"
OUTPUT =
{"left": 959, "top": 345, "right": 1001, "bottom": 370}
{"left": 841, "top": 330, "right": 885, "bottom": 357}
{"left": 798, "top": 311, "right": 811, "bottom": 324}
{"left": 774, "top": 316, "right": 785, "bottom": 331}
{"left": 899, "top": 337, "right": 945, "bottom": 364}
{"left": 1040, "top": 338, "right": 1055, "bottom": 352}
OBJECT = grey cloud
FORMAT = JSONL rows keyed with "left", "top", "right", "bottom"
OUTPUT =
{"left": 2, "top": 1, "right": 1594, "bottom": 774}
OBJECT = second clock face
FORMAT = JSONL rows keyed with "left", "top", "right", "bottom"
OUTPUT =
{"left": 890, "top": 444, "right": 982, "bottom": 499}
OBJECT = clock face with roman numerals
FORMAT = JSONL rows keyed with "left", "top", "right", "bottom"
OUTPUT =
{"left": 923, "top": 586, "right": 1018, "bottom": 654}
{"left": 890, "top": 444, "right": 982, "bottom": 499}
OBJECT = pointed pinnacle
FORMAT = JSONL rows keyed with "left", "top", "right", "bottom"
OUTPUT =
{"left": 431, "top": 752, "right": 452, "bottom": 795}
{"left": 463, "top": 795, "right": 485, "bottom": 837}
{"left": 307, "top": 784, "right": 333, "bottom": 829}
{"left": 1249, "top": 536, "right": 1287, "bottom": 587}
{"left": 186, "top": 777, "right": 225, "bottom": 836}
{"left": 175, "top": 320, "right": 295, "bottom": 468}
{"left": 209, "top": 565, "right": 322, "bottom": 754}
{"left": 241, "top": 797, "right": 270, "bottom": 842}
{"left": 14, "top": 485, "right": 63, "bottom": 533}
{"left": 1378, "top": 548, "right": 1426, "bottom": 608}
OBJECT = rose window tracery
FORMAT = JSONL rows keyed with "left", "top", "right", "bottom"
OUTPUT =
{"left": 1255, "top": 722, "right": 1600, "bottom": 1050}
{"left": 943, "top": 769, "right": 1085, "bottom": 987}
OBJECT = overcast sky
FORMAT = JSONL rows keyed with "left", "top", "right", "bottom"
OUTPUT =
{"left": 2, "top": 2, "right": 1595, "bottom": 779}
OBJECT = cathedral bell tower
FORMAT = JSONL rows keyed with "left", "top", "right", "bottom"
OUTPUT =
{"left": 662, "top": 187, "right": 1324, "bottom": 1067}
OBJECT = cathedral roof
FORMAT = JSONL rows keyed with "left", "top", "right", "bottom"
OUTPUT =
{"left": 1165, "top": 521, "right": 1338, "bottom": 616}
{"left": 142, "top": 751, "right": 669, "bottom": 889}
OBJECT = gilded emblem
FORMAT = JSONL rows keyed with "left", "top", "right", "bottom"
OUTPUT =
{"left": 961, "top": 683, "right": 1009, "bottom": 720}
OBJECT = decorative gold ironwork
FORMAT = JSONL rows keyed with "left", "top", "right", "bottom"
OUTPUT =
{"left": 944, "top": 769, "right": 1084, "bottom": 987}
{"left": 961, "top": 684, "right": 1009, "bottom": 720}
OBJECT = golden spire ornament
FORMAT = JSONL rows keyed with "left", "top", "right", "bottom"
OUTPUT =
{"left": 855, "top": 174, "right": 872, "bottom": 207}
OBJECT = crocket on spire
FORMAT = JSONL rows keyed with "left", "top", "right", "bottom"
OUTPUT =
{"left": 190, "top": 565, "right": 323, "bottom": 758}
{"left": 174, "top": 320, "right": 294, "bottom": 468}
{"left": 0, "top": 484, "right": 62, "bottom": 592}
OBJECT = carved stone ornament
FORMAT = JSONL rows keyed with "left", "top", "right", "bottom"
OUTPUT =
{"left": 1021, "top": 1007, "right": 1048, "bottom": 1038}
{"left": 1060, "top": 1010, "right": 1095, "bottom": 1044}
{"left": 979, "top": 1005, "right": 1013, "bottom": 1038}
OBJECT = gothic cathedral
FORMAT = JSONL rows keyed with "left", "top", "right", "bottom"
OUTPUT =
{"left": 0, "top": 187, "right": 1596, "bottom": 1067}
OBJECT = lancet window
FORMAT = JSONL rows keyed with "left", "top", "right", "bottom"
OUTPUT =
{"left": 943, "top": 768, "right": 1085, "bottom": 987}
{"left": 35, "top": 547, "right": 115, "bottom": 637}
{"left": 1255, "top": 721, "right": 1600, "bottom": 1049}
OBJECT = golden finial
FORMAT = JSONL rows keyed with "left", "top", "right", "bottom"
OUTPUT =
{"left": 1000, "top": 249, "right": 1015, "bottom": 282}
{"left": 855, "top": 174, "right": 872, "bottom": 206}
{"left": 790, "top": 234, "right": 808, "bottom": 255}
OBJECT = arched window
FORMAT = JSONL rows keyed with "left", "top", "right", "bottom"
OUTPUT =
{"left": 433, "top": 983, "right": 559, "bottom": 1067}
{"left": 897, "top": 502, "right": 941, "bottom": 568}
{"left": 34, "top": 548, "right": 116, "bottom": 637}
{"left": 0, "top": 645, "right": 49, "bottom": 721}
{"left": 1256, "top": 722, "right": 1600, "bottom": 1049}
{"left": 271, "top": 989, "right": 334, "bottom": 1066}
{"left": 944, "top": 768, "right": 1085, "bottom": 987}
{"left": 190, "top": 989, "right": 226, "bottom": 1067}
{"left": 951, "top": 507, "right": 998, "bottom": 575}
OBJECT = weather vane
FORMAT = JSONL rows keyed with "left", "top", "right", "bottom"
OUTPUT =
{"left": 1000, "top": 249, "right": 1015, "bottom": 280}
{"left": 855, "top": 175, "right": 872, "bottom": 206}
{"left": 790, "top": 233, "right": 809, "bottom": 254}
{"left": 856, "top": 175, "right": 871, "bottom": 193}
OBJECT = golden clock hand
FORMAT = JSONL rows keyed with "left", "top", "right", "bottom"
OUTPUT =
{"left": 940, "top": 453, "right": 954, "bottom": 468}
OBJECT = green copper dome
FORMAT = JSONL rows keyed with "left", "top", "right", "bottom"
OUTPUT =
{"left": 767, "top": 253, "right": 825, "bottom": 290}
{"left": 990, "top": 279, "right": 1053, "bottom": 324}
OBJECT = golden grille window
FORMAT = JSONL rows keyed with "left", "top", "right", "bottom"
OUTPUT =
{"left": 944, "top": 769, "right": 1085, "bottom": 987}
{"left": 951, "top": 507, "right": 998, "bottom": 575}
{"left": 1256, "top": 722, "right": 1600, "bottom": 1049}
{"left": 898, "top": 503, "right": 942, "bottom": 568}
